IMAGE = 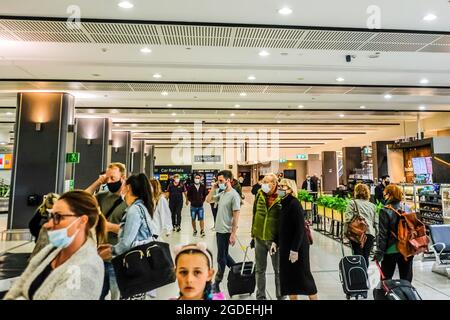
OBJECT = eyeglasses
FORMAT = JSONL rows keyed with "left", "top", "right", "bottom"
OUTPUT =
{"left": 46, "top": 212, "right": 78, "bottom": 226}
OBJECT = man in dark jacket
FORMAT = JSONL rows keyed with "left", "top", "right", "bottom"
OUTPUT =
{"left": 251, "top": 175, "right": 265, "bottom": 195}
{"left": 301, "top": 175, "right": 318, "bottom": 192}
{"left": 187, "top": 174, "right": 208, "bottom": 237}
{"left": 374, "top": 175, "right": 390, "bottom": 204}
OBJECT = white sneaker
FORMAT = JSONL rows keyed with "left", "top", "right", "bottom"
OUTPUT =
{"left": 146, "top": 290, "right": 157, "bottom": 298}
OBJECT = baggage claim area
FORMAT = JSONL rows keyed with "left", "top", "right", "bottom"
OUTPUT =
{"left": 0, "top": 0, "right": 449, "bottom": 305}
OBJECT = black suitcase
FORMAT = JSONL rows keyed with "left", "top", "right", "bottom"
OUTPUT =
{"left": 227, "top": 246, "right": 255, "bottom": 297}
{"left": 339, "top": 255, "right": 370, "bottom": 299}
{"left": 373, "top": 261, "right": 421, "bottom": 300}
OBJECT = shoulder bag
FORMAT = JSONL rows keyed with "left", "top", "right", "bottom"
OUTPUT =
{"left": 344, "top": 200, "right": 368, "bottom": 248}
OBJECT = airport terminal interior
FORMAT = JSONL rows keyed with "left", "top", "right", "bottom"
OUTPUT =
{"left": 0, "top": 0, "right": 449, "bottom": 301}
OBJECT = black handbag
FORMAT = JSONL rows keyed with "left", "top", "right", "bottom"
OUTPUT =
{"left": 111, "top": 204, "right": 175, "bottom": 298}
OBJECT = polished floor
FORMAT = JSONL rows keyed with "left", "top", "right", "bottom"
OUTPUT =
{"left": 1, "top": 188, "right": 449, "bottom": 300}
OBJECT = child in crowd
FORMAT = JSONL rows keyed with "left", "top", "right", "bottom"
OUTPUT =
{"left": 172, "top": 242, "right": 225, "bottom": 300}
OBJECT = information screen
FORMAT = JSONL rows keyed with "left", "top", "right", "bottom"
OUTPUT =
{"left": 412, "top": 157, "right": 427, "bottom": 175}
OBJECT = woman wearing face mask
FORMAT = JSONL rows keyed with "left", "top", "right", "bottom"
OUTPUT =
{"left": 4, "top": 190, "right": 105, "bottom": 300}
{"left": 98, "top": 173, "right": 155, "bottom": 300}
{"left": 274, "top": 179, "right": 318, "bottom": 300}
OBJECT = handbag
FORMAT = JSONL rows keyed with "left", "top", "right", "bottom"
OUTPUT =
{"left": 344, "top": 200, "right": 368, "bottom": 248}
{"left": 112, "top": 204, "right": 175, "bottom": 298}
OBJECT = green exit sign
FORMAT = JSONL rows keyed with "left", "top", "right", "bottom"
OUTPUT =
{"left": 296, "top": 154, "right": 308, "bottom": 160}
{"left": 66, "top": 152, "right": 80, "bottom": 164}
{"left": 279, "top": 159, "right": 287, "bottom": 163}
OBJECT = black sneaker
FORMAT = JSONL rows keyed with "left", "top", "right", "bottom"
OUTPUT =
{"left": 177, "top": 226, "right": 181, "bottom": 232}
{"left": 200, "top": 230, "right": 205, "bottom": 237}
{"left": 193, "top": 230, "right": 197, "bottom": 236}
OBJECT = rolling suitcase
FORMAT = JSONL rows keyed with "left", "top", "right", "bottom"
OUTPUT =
{"left": 227, "top": 246, "right": 256, "bottom": 297}
{"left": 373, "top": 260, "right": 421, "bottom": 300}
{"left": 338, "top": 241, "right": 370, "bottom": 299}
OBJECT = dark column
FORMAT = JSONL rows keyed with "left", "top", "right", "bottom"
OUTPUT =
{"left": 111, "top": 131, "right": 131, "bottom": 173}
{"left": 145, "top": 144, "right": 155, "bottom": 179}
{"left": 321, "top": 151, "right": 338, "bottom": 193}
{"left": 131, "top": 140, "right": 145, "bottom": 175}
{"left": 73, "top": 118, "right": 111, "bottom": 189}
{"left": 372, "top": 141, "right": 393, "bottom": 181}
{"left": 8, "top": 92, "right": 75, "bottom": 229}
{"left": 342, "top": 147, "right": 362, "bottom": 185}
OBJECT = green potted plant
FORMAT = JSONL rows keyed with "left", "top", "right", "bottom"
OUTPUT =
{"left": 331, "top": 196, "right": 349, "bottom": 222}
{"left": 297, "top": 189, "right": 313, "bottom": 210}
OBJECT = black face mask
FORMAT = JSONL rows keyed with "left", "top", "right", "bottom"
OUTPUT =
{"left": 107, "top": 180, "right": 122, "bottom": 193}
{"left": 384, "top": 181, "right": 390, "bottom": 186}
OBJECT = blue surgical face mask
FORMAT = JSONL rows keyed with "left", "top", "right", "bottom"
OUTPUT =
{"left": 261, "top": 183, "right": 271, "bottom": 194}
{"left": 218, "top": 183, "right": 226, "bottom": 190}
{"left": 278, "top": 189, "right": 286, "bottom": 198}
{"left": 47, "top": 217, "right": 81, "bottom": 249}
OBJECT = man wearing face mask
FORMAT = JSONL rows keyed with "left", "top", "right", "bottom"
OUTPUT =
{"left": 301, "top": 175, "right": 317, "bottom": 192}
{"left": 374, "top": 175, "right": 390, "bottom": 204}
{"left": 250, "top": 173, "right": 285, "bottom": 300}
{"left": 186, "top": 174, "right": 208, "bottom": 237}
{"left": 85, "top": 162, "right": 127, "bottom": 300}
{"left": 206, "top": 170, "right": 241, "bottom": 293}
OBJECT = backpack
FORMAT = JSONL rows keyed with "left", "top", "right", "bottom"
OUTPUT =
{"left": 385, "top": 205, "right": 429, "bottom": 260}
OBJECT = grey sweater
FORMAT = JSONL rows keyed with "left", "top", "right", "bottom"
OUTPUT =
{"left": 4, "top": 238, "right": 104, "bottom": 300}
{"left": 344, "top": 199, "right": 378, "bottom": 237}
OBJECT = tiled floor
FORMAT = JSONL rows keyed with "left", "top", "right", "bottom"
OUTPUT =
{"left": 1, "top": 189, "right": 449, "bottom": 300}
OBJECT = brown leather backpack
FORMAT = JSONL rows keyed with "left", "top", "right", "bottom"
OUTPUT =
{"left": 344, "top": 200, "right": 368, "bottom": 248}
{"left": 386, "top": 205, "right": 429, "bottom": 261}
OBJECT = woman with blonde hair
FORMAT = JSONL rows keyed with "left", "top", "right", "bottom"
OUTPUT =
{"left": 274, "top": 178, "right": 318, "bottom": 300}
{"left": 150, "top": 179, "right": 173, "bottom": 237}
{"left": 344, "top": 183, "right": 378, "bottom": 267}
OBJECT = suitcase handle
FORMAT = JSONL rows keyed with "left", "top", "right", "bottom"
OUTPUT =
{"left": 240, "top": 246, "right": 255, "bottom": 275}
{"left": 374, "top": 260, "right": 386, "bottom": 280}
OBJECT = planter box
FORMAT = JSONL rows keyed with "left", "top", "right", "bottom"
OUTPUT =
{"left": 333, "top": 209, "right": 343, "bottom": 222}
{"left": 317, "top": 205, "right": 325, "bottom": 216}
{"left": 325, "top": 207, "right": 333, "bottom": 219}
{"left": 304, "top": 201, "right": 312, "bottom": 210}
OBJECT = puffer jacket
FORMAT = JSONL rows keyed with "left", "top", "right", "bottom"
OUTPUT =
{"left": 251, "top": 189, "right": 281, "bottom": 241}
{"left": 377, "top": 201, "right": 401, "bottom": 254}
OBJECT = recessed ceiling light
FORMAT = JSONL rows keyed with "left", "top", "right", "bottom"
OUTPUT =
{"left": 259, "top": 50, "right": 270, "bottom": 57}
{"left": 227, "top": 120, "right": 232, "bottom": 123}
{"left": 423, "top": 13, "right": 437, "bottom": 21}
{"left": 111, "top": 109, "right": 119, "bottom": 114}
{"left": 161, "top": 91, "right": 169, "bottom": 96}
{"left": 171, "top": 112, "right": 177, "bottom": 116}
{"left": 240, "top": 92, "right": 247, "bottom": 97}
{"left": 230, "top": 113, "right": 235, "bottom": 117}
{"left": 384, "top": 94, "right": 392, "bottom": 100}
{"left": 140, "top": 47, "right": 152, "bottom": 54}
{"left": 247, "top": 75, "right": 256, "bottom": 80}
{"left": 6, "top": 112, "right": 13, "bottom": 115}
{"left": 420, "top": 78, "right": 429, "bottom": 84}
{"left": 131, "top": 124, "right": 137, "bottom": 127}
{"left": 419, "top": 105, "right": 426, "bottom": 110}
{"left": 153, "top": 73, "right": 162, "bottom": 78}
{"left": 234, "top": 104, "right": 240, "bottom": 108}
{"left": 336, "top": 77, "right": 345, "bottom": 82}
{"left": 298, "top": 105, "right": 304, "bottom": 108}
{"left": 118, "top": 1, "right": 134, "bottom": 9}
{"left": 167, "top": 103, "right": 173, "bottom": 107}
{"left": 114, "top": 124, "right": 120, "bottom": 127}
{"left": 339, "top": 114, "right": 345, "bottom": 118}
{"left": 175, "top": 119, "right": 179, "bottom": 123}
{"left": 277, "top": 120, "right": 281, "bottom": 123}
{"left": 360, "top": 105, "right": 366, "bottom": 109}
{"left": 278, "top": 7, "right": 293, "bottom": 15}
{"left": 88, "top": 109, "right": 95, "bottom": 114}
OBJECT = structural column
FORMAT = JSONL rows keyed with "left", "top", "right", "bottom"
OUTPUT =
{"left": 342, "top": 147, "right": 362, "bottom": 185}
{"left": 372, "top": 141, "right": 393, "bottom": 182}
{"left": 111, "top": 131, "right": 131, "bottom": 173}
{"left": 145, "top": 144, "right": 155, "bottom": 179}
{"left": 8, "top": 92, "right": 75, "bottom": 229}
{"left": 321, "top": 151, "right": 338, "bottom": 193}
{"left": 73, "top": 118, "right": 111, "bottom": 189}
{"left": 131, "top": 140, "right": 145, "bottom": 175}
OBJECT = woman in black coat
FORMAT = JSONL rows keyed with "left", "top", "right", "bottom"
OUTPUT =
{"left": 275, "top": 178, "right": 318, "bottom": 300}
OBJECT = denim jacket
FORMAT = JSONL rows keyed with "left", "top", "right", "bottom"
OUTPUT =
{"left": 112, "top": 199, "right": 153, "bottom": 256}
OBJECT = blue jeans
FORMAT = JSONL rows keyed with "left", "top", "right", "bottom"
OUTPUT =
{"left": 100, "top": 261, "right": 120, "bottom": 300}
{"left": 215, "top": 232, "right": 236, "bottom": 283}
{"left": 190, "top": 206, "right": 205, "bottom": 220}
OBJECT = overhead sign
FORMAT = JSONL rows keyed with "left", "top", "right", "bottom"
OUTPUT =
{"left": 66, "top": 152, "right": 80, "bottom": 164}
{"left": 279, "top": 159, "right": 286, "bottom": 163}
{"left": 296, "top": 154, "right": 308, "bottom": 160}
{"left": 194, "top": 155, "right": 221, "bottom": 162}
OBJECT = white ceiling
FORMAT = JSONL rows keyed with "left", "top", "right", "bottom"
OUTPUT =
{"left": 0, "top": 1, "right": 449, "bottom": 150}
{"left": 1, "top": 0, "right": 449, "bottom": 31}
